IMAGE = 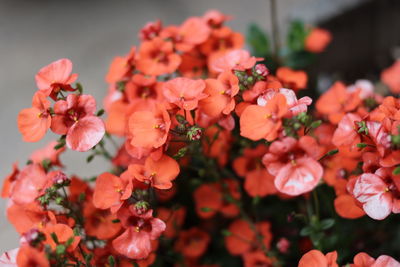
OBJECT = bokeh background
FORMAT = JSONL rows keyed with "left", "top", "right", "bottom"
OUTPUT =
{"left": 1, "top": 0, "right": 398, "bottom": 252}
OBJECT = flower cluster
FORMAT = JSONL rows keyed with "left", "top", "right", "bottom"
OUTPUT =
{"left": 3, "top": 9, "right": 400, "bottom": 267}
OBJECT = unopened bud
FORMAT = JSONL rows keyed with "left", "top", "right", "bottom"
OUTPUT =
{"left": 254, "top": 64, "right": 269, "bottom": 79}
{"left": 134, "top": 201, "right": 150, "bottom": 215}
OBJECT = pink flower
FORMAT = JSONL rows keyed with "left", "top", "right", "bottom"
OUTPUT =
{"left": 209, "top": 49, "right": 262, "bottom": 73}
{"left": 353, "top": 168, "right": 400, "bottom": 220}
{"left": 257, "top": 88, "right": 312, "bottom": 117}
{"left": 35, "top": 58, "right": 78, "bottom": 98}
{"left": 51, "top": 94, "right": 105, "bottom": 151}
{"left": 112, "top": 207, "right": 166, "bottom": 259}
{"left": 262, "top": 136, "right": 324, "bottom": 196}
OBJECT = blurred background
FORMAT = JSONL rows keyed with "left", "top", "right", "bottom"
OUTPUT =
{"left": 0, "top": 0, "right": 398, "bottom": 252}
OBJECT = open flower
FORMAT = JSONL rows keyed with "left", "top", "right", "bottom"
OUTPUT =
{"left": 17, "top": 91, "right": 51, "bottom": 142}
{"left": 163, "top": 77, "right": 207, "bottom": 110}
{"left": 112, "top": 207, "right": 165, "bottom": 260}
{"left": 128, "top": 154, "right": 180, "bottom": 190}
{"left": 240, "top": 93, "right": 288, "bottom": 141}
{"left": 35, "top": 58, "right": 78, "bottom": 98}
{"left": 51, "top": 94, "right": 105, "bottom": 151}
{"left": 262, "top": 136, "right": 324, "bottom": 196}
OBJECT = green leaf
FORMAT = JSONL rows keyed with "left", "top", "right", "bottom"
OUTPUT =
{"left": 300, "top": 226, "right": 313, "bottom": 236}
{"left": 356, "top": 143, "right": 367, "bottom": 149}
{"left": 320, "top": 218, "right": 335, "bottom": 230}
{"left": 50, "top": 232, "right": 59, "bottom": 244}
{"left": 200, "top": 207, "right": 213, "bottom": 212}
{"left": 86, "top": 154, "right": 95, "bottom": 163}
{"left": 221, "top": 229, "right": 232, "bottom": 237}
{"left": 96, "top": 109, "right": 105, "bottom": 117}
{"left": 108, "top": 255, "right": 115, "bottom": 267}
{"left": 55, "top": 244, "right": 66, "bottom": 255}
{"left": 393, "top": 166, "right": 400, "bottom": 175}
{"left": 247, "top": 24, "right": 270, "bottom": 57}
{"left": 287, "top": 20, "right": 309, "bottom": 52}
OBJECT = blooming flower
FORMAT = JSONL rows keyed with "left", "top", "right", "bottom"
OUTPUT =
{"left": 112, "top": 207, "right": 165, "bottom": 259}
{"left": 51, "top": 94, "right": 105, "bottom": 151}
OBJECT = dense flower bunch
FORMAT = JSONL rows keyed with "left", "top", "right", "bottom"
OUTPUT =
{"left": 2, "top": 9, "right": 400, "bottom": 267}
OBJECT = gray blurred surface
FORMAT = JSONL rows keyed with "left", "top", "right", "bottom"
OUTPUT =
{"left": 0, "top": 0, "right": 365, "bottom": 252}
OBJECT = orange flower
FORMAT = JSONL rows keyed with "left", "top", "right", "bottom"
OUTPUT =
{"left": 7, "top": 202, "right": 47, "bottom": 234}
{"left": 242, "top": 251, "right": 274, "bottom": 267}
{"left": 17, "top": 91, "right": 51, "bottom": 142}
{"left": 127, "top": 103, "right": 171, "bottom": 149}
{"left": 83, "top": 201, "right": 121, "bottom": 240}
{"left": 209, "top": 49, "right": 261, "bottom": 73}
{"left": 298, "top": 250, "right": 338, "bottom": 267}
{"left": 157, "top": 207, "right": 186, "bottom": 238}
{"left": 93, "top": 171, "right": 133, "bottom": 213}
{"left": 193, "top": 183, "right": 223, "bottom": 219}
{"left": 43, "top": 223, "right": 80, "bottom": 250}
{"left": 225, "top": 219, "right": 272, "bottom": 256}
{"left": 199, "top": 71, "right": 239, "bottom": 117}
{"left": 174, "top": 17, "right": 211, "bottom": 52}
{"left": 16, "top": 246, "right": 49, "bottom": 267}
{"left": 316, "top": 81, "right": 361, "bottom": 124}
{"left": 163, "top": 77, "right": 207, "bottom": 110}
{"left": 240, "top": 93, "right": 288, "bottom": 141}
{"left": 1, "top": 162, "right": 19, "bottom": 198}
{"left": 136, "top": 37, "right": 181, "bottom": 76}
{"left": 381, "top": 60, "right": 400, "bottom": 94}
{"left": 276, "top": 67, "right": 307, "bottom": 90}
{"left": 106, "top": 54, "right": 132, "bottom": 84}
{"left": 305, "top": 28, "right": 332, "bottom": 53}
{"left": 10, "top": 164, "right": 49, "bottom": 205}
{"left": 202, "top": 126, "right": 232, "bottom": 166}
{"left": 175, "top": 227, "right": 210, "bottom": 259}
{"left": 128, "top": 154, "right": 180, "bottom": 190}
{"left": 35, "top": 58, "right": 78, "bottom": 98}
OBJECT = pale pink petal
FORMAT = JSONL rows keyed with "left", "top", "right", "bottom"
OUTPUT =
{"left": 66, "top": 116, "right": 105, "bottom": 152}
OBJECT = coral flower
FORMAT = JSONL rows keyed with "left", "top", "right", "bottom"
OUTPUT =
{"left": 35, "top": 58, "right": 78, "bottom": 98}
{"left": 174, "top": 17, "right": 211, "bottom": 51}
{"left": 43, "top": 223, "right": 81, "bottom": 250}
{"left": 51, "top": 94, "right": 105, "bottom": 151}
{"left": 105, "top": 56, "right": 131, "bottom": 84}
{"left": 243, "top": 251, "right": 274, "bottom": 267}
{"left": 193, "top": 183, "right": 223, "bottom": 219}
{"left": 163, "top": 77, "right": 207, "bottom": 110}
{"left": 10, "top": 164, "right": 49, "bottom": 205}
{"left": 316, "top": 81, "right": 361, "bottom": 124}
{"left": 175, "top": 227, "right": 211, "bottom": 259}
{"left": 209, "top": 49, "right": 261, "bottom": 73}
{"left": 136, "top": 37, "right": 181, "bottom": 76}
{"left": 381, "top": 60, "right": 400, "bottom": 94}
{"left": 257, "top": 88, "right": 312, "bottom": 117}
{"left": 298, "top": 250, "right": 338, "bottom": 267}
{"left": 156, "top": 207, "right": 186, "bottom": 238}
{"left": 262, "top": 136, "right": 324, "bottom": 196}
{"left": 7, "top": 202, "right": 47, "bottom": 234}
{"left": 240, "top": 93, "right": 288, "bottom": 141}
{"left": 16, "top": 246, "right": 49, "bottom": 267}
{"left": 17, "top": 91, "right": 51, "bottom": 142}
{"left": 331, "top": 113, "right": 362, "bottom": 150}
{"left": 128, "top": 154, "right": 180, "bottom": 190}
{"left": 127, "top": 104, "right": 171, "bottom": 149}
{"left": 276, "top": 67, "right": 308, "bottom": 90}
{"left": 93, "top": 171, "right": 133, "bottom": 213}
{"left": 84, "top": 201, "right": 122, "bottom": 240}
{"left": 305, "top": 28, "right": 332, "bottom": 53}
{"left": 112, "top": 207, "right": 165, "bottom": 260}
{"left": 199, "top": 71, "right": 239, "bottom": 118}
{"left": 351, "top": 252, "right": 376, "bottom": 267}
{"left": 353, "top": 168, "right": 400, "bottom": 220}
{"left": 2, "top": 162, "right": 19, "bottom": 198}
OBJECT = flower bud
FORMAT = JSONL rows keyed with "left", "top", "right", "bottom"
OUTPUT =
{"left": 254, "top": 64, "right": 269, "bottom": 79}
